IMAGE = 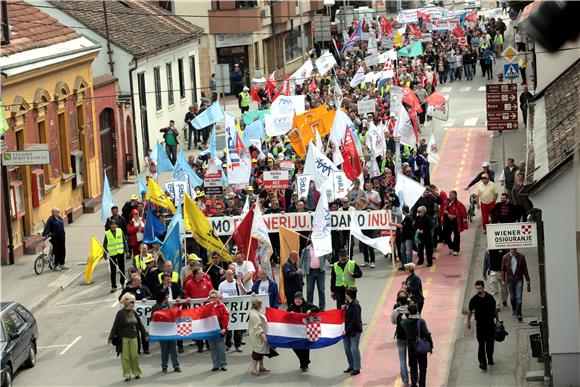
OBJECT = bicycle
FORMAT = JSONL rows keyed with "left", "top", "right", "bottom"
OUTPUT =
{"left": 34, "top": 236, "right": 56, "bottom": 275}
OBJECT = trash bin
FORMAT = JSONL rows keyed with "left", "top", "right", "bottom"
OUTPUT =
{"left": 529, "top": 333, "right": 542, "bottom": 358}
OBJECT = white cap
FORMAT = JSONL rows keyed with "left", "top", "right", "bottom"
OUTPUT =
{"left": 243, "top": 86, "right": 249, "bottom": 91}
{"left": 482, "top": 161, "right": 489, "bottom": 167}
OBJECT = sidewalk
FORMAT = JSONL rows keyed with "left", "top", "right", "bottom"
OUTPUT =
{"left": 446, "top": 122, "right": 545, "bottom": 386}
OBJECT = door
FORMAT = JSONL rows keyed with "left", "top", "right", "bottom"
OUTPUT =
{"left": 99, "top": 108, "right": 117, "bottom": 185}
{"left": 2, "top": 309, "right": 27, "bottom": 369}
{"left": 217, "top": 46, "right": 249, "bottom": 95}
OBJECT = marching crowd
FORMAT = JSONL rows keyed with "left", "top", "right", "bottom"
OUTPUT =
{"left": 25, "top": 6, "right": 532, "bottom": 386}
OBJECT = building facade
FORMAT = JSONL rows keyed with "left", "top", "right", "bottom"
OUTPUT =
{"left": 0, "top": 1, "right": 102, "bottom": 260}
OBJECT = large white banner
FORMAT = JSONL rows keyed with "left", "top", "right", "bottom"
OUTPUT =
{"left": 311, "top": 192, "right": 333, "bottom": 257}
{"left": 350, "top": 209, "right": 392, "bottom": 255}
{"left": 303, "top": 142, "right": 338, "bottom": 190}
{"left": 290, "top": 60, "right": 314, "bottom": 85}
{"left": 315, "top": 51, "right": 337, "bottom": 76}
{"left": 208, "top": 210, "right": 395, "bottom": 236}
{"left": 134, "top": 295, "right": 269, "bottom": 331}
{"left": 266, "top": 95, "right": 306, "bottom": 136}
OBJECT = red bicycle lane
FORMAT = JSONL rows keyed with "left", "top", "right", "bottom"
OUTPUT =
{"left": 349, "top": 127, "right": 491, "bottom": 387}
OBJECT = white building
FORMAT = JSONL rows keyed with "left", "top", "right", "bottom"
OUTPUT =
{"left": 36, "top": 0, "right": 205, "bottom": 171}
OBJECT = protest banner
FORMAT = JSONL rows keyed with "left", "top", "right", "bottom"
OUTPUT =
{"left": 389, "top": 86, "right": 403, "bottom": 117}
{"left": 209, "top": 210, "right": 395, "bottom": 236}
{"left": 263, "top": 170, "right": 290, "bottom": 190}
{"left": 433, "top": 18, "right": 460, "bottom": 31}
{"left": 280, "top": 160, "right": 295, "bottom": 171}
{"left": 134, "top": 295, "right": 269, "bottom": 331}
{"left": 357, "top": 100, "right": 376, "bottom": 115}
{"left": 296, "top": 174, "right": 311, "bottom": 199}
{"left": 204, "top": 171, "right": 223, "bottom": 195}
{"left": 164, "top": 180, "right": 190, "bottom": 205}
{"left": 364, "top": 53, "right": 380, "bottom": 67}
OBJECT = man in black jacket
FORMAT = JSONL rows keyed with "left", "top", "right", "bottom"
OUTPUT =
{"left": 467, "top": 280, "right": 498, "bottom": 371}
{"left": 491, "top": 193, "right": 518, "bottom": 223}
{"left": 343, "top": 287, "right": 363, "bottom": 375}
{"left": 287, "top": 292, "right": 320, "bottom": 372}
{"left": 42, "top": 207, "right": 67, "bottom": 270}
{"left": 185, "top": 104, "right": 199, "bottom": 150}
{"left": 519, "top": 86, "right": 533, "bottom": 127}
{"left": 282, "top": 251, "right": 303, "bottom": 306}
{"left": 105, "top": 205, "right": 127, "bottom": 234}
{"left": 413, "top": 207, "right": 433, "bottom": 267}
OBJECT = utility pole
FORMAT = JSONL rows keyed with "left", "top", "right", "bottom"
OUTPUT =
{"left": 298, "top": 0, "right": 306, "bottom": 60}
{"left": 102, "top": 1, "right": 115, "bottom": 75}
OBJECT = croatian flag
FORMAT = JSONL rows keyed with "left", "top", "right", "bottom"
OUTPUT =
{"left": 149, "top": 304, "right": 221, "bottom": 342}
{"left": 266, "top": 307, "right": 345, "bottom": 349}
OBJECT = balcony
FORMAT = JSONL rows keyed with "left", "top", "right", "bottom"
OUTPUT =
{"left": 272, "top": 1, "right": 297, "bottom": 24}
{"left": 310, "top": 0, "right": 324, "bottom": 11}
{"left": 208, "top": 2, "right": 262, "bottom": 34}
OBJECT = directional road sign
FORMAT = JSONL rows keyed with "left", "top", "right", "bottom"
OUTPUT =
{"left": 486, "top": 84, "right": 518, "bottom": 131}
{"left": 503, "top": 63, "right": 520, "bottom": 80}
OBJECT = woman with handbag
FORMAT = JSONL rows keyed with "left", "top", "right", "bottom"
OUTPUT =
{"left": 400, "top": 303, "right": 433, "bottom": 387}
{"left": 248, "top": 297, "right": 278, "bottom": 375}
{"left": 108, "top": 293, "right": 148, "bottom": 382}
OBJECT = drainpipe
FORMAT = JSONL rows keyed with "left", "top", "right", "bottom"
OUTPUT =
{"left": 102, "top": 1, "right": 115, "bottom": 75}
{"left": 128, "top": 59, "right": 140, "bottom": 173}
{"left": 270, "top": 1, "right": 277, "bottom": 74}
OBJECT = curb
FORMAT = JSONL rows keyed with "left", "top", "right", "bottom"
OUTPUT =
{"left": 29, "top": 268, "right": 84, "bottom": 314}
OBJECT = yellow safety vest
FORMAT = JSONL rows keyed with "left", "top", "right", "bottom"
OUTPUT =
{"left": 105, "top": 229, "right": 125, "bottom": 256}
{"left": 239, "top": 92, "right": 250, "bottom": 107}
{"left": 334, "top": 260, "right": 356, "bottom": 288}
{"left": 158, "top": 271, "right": 179, "bottom": 284}
{"left": 134, "top": 253, "right": 151, "bottom": 271}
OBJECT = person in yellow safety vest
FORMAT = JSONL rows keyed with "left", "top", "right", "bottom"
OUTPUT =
{"left": 103, "top": 221, "right": 129, "bottom": 293}
{"left": 330, "top": 248, "right": 363, "bottom": 309}
{"left": 158, "top": 260, "right": 179, "bottom": 287}
{"left": 134, "top": 243, "right": 152, "bottom": 273}
{"left": 238, "top": 86, "right": 250, "bottom": 113}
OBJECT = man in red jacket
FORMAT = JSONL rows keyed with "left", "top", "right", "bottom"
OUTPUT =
{"left": 441, "top": 190, "right": 468, "bottom": 256}
{"left": 206, "top": 290, "right": 230, "bottom": 371}
{"left": 183, "top": 269, "right": 214, "bottom": 299}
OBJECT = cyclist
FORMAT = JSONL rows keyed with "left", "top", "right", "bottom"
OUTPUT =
{"left": 42, "top": 207, "right": 67, "bottom": 271}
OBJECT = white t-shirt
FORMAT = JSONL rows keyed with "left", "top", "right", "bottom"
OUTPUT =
{"left": 235, "top": 261, "right": 256, "bottom": 290}
{"left": 258, "top": 280, "right": 269, "bottom": 295}
{"left": 218, "top": 280, "right": 239, "bottom": 298}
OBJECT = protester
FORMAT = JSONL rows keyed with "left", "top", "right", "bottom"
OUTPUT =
{"left": 501, "top": 249, "right": 531, "bottom": 322}
{"left": 343, "top": 287, "right": 363, "bottom": 376}
{"left": 234, "top": 251, "right": 256, "bottom": 292}
{"left": 400, "top": 303, "right": 433, "bottom": 387}
{"left": 122, "top": 195, "right": 139, "bottom": 222}
{"left": 300, "top": 243, "right": 327, "bottom": 310}
{"left": 127, "top": 209, "right": 145, "bottom": 256}
{"left": 467, "top": 280, "right": 498, "bottom": 371}
{"left": 394, "top": 205, "right": 415, "bottom": 270}
{"left": 483, "top": 248, "right": 509, "bottom": 310}
{"left": 287, "top": 292, "right": 320, "bottom": 372}
{"left": 391, "top": 292, "right": 410, "bottom": 386}
{"left": 441, "top": 190, "right": 468, "bottom": 256}
{"left": 251, "top": 268, "right": 280, "bottom": 309}
{"left": 413, "top": 206, "right": 433, "bottom": 266}
{"left": 105, "top": 206, "right": 127, "bottom": 234}
{"left": 206, "top": 290, "right": 230, "bottom": 371}
{"left": 206, "top": 251, "right": 229, "bottom": 290}
{"left": 499, "top": 158, "right": 519, "bottom": 195}
{"left": 248, "top": 297, "right": 275, "bottom": 375}
{"left": 475, "top": 174, "right": 498, "bottom": 232}
{"left": 491, "top": 193, "right": 518, "bottom": 223}
{"left": 519, "top": 86, "right": 533, "bottom": 128}
{"left": 160, "top": 120, "right": 179, "bottom": 164}
{"left": 108, "top": 293, "right": 148, "bottom": 382}
{"left": 282, "top": 250, "right": 304, "bottom": 306}
{"left": 403, "top": 263, "right": 425, "bottom": 314}
{"left": 218, "top": 269, "right": 246, "bottom": 352}
{"left": 103, "top": 221, "right": 129, "bottom": 293}
{"left": 42, "top": 207, "right": 67, "bottom": 271}
{"left": 151, "top": 289, "right": 181, "bottom": 373}
{"left": 331, "top": 248, "right": 363, "bottom": 309}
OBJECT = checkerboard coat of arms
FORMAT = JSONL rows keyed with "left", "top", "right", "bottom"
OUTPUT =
{"left": 303, "top": 315, "right": 322, "bottom": 342}
{"left": 176, "top": 317, "right": 193, "bottom": 337}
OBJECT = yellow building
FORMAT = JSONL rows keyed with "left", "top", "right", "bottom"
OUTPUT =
{"left": 0, "top": 1, "right": 102, "bottom": 259}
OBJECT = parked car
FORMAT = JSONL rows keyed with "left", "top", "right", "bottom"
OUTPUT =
{"left": 1, "top": 302, "right": 38, "bottom": 387}
{"left": 465, "top": 0, "right": 481, "bottom": 10}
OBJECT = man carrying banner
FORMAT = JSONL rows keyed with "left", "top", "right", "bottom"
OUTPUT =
{"left": 287, "top": 292, "right": 321, "bottom": 372}
{"left": 103, "top": 221, "right": 129, "bottom": 293}
{"left": 331, "top": 248, "right": 363, "bottom": 309}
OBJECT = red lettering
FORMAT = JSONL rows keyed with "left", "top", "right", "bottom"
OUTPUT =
{"left": 263, "top": 218, "right": 271, "bottom": 231}
{"left": 270, "top": 216, "right": 280, "bottom": 231}
{"left": 279, "top": 216, "right": 288, "bottom": 228}
{"left": 371, "top": 213, "right": 380, "bottom": 227}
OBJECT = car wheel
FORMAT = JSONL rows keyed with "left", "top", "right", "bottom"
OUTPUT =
{"left": 2, "top": 365, "right": 12, "bottom": 387}
{"left": 24, "top": 342, "right": 37, "bottom": 368}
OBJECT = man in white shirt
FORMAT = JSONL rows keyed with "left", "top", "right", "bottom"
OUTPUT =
{"left": 234, "top": 252, "right": 256, "bottom": 292}
{"left": 364, "top": 181, "right": 381, "bottom": 210}
{"left": 217, "top": 269, "right": 246, "bottom": 352}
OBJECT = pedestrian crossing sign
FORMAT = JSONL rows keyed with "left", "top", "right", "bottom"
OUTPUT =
{"left": 503, "top": 63, "right": 519, "bottom": 80}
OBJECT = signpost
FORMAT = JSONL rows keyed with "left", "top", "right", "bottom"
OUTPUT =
{"left": 486, "top": 84, "right": 518, "bottom": 131}
{"left": 503, "top": 63, "right": 520, "bottom": 80}
{"left": 502, "top": 45, "right": 519, "bottom": 62}
{"left": 263, "top": 170, "right": 290, "bottom": 189}
{"left": 2, "top": 149, "right": 50, "bottom": 166}
{"left": 486, "top": 222, "right": 538, "bottom": 249}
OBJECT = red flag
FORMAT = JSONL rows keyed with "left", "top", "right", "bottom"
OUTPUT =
{"left": 340, "top": 127, "right": 362, "bottom": 181}
{"left": 266, "top": 72, "right": 278, "bottom": 97}
{"left": 272, "top": 76, "right": 290, "bottom": 102}
{"left": 465, "top": 11, "right": 478, "bottom": 22}
{"left": 452, "top": 24, "right": 465, "bottom": 38}
{"left": 409, "top": 108, "right": 420, "bottom": 140}
{"left": 402, "top": 87, "right": 423, "bottom": 113}
{"left": 235, "top": 134, "right": 246, "bottom": 154}
{"left": 250, "top": 87, "right": 261, "bottom": 102}
{"left": 408, "top": 23, "right": 422, "bottom": 38}
{"left": 232, "top": 207, "right": 258, "bottom": 268}
{"left": 417, "top": 10, "right": 431, "bottom": 24}
{"left": 380, "top": 16, "right": 392, "bottom": 37}
{"left": 309, "top": 78, "right": 317, "bottom": 93}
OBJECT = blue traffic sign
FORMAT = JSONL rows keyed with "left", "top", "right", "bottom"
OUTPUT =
{"left": 503, "top": 63, "right": 520, "bottom": 80}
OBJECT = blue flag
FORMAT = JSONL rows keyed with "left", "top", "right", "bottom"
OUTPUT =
{"left": 242, "top": 109, "right": 270, "bottom": 125}
{"left": 190, "top": 102, "right": 225, "bottom": 130}
{"left": 173, "top": 150, "right": 204, "bottom": 189}
{"left": 142, "top": 204, "right": 167, "bottom": 244}
{"left": 167, "top": 206, "right": 185, "bottom": 243}
{"left": 397, "top": 41, "right": 423, "bottom": 57}
{"left": 101, "top": 173, "right": 114, "bottom": 223}
{"left": 137, "top": 174, "right": 147, "bottom": 197}
{"left": 209, "top": 124, "right": 217, "bottom": 159}
{"left": 155, "top": 141, "right": 174, "bottom": 173}
{"left": 243, "top": 119, "right": 266, "bottom": 141}
{"left": 161, "top": 225, "right": 183, "bottom": 279}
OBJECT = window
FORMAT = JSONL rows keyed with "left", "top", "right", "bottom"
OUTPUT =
{"left": 2, "top": 309, "right": 25, "bottom": 336}
{"left": 154, "top": 66, "right": 162, "bottom": 111}
{"left": 15, "top": 305, "right": 33, "bottom": 322}
{"left": 284, "top": 28, "right": 302, "bottom": 62}
{"left": 31, "top": 169, "right": 46, "bottom": 207}
{"left": 9, "top": 181, "right": 24, "bottom": 218}
{"left": 178, "top": 58, "right": 186, "bottom": 99}
{"left": 189, "top": 55, "right": 198, "bottom": 104}
{"left": 71, "top": 151, "right": 84, "bottom": 188}
{"left": 166, "top": 63, "right": 174, "bottom": 106}
{"left": 137, "top": 72, "right": 147, "bottom": 108}
{"left": 57, "top": 111, "right": 72, "bottom": 174}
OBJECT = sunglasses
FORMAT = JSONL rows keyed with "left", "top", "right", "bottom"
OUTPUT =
{"left": 129, "top": 301, "right": 135, "bottom": 304}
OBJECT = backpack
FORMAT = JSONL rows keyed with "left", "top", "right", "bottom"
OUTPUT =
{"left": 395, "top": 310, "right": 408, "bottom": 340}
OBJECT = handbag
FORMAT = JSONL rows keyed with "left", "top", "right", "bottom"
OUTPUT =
{"left": 416, "top": 319, "right": 432, "bottom": 354}
{"left": 494, "top": 321, "right": 509, "bottom": 342}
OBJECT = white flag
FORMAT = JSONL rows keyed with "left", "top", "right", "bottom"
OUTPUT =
{"left": 303, "top": 142, "right": 338, "bottom": 191}
{"left": 350, "top": 66, "right": 366, "bottom": 88}
{"left": 315, "top": 51, "right": 337, "bottom": 76}
{"left": 315, "top": 130, "right": 323, "bottom": 149}
{"left": 296, "top": 174, "right": 311, "bottom": 200}
{"left": 290, "top": 59, "right": 313, "bottom": 86}
{"left": 365, "top": 122, "right": 386, "bottom": 158}
{"left": 332, "top": 170, "right": 351, "bottom": 200}
{"left": 394, "top": 172, "right": 426, "bottom": 208}
{"left": 333, "top": 78, "right": 343, "bottom": 109}
{"left": 394, "top": 107, "right": 417, "bottom": 147}
{"left": 251, "top": 205, "right": 274, "bottom": 280}
{"left": 311, "top": 192, "right": 333, "bottom": 258}
{"left": 350, "top": 209, "right": 391, "bottom": 255}
{"left": 427, "top": 134, "right": 440, "bottom": 164}
{"left": 225, "top": 113, "right": 251, "bottom": 185}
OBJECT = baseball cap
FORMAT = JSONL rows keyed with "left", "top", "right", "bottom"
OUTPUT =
{"left": 243, "top": 86, "right": 249, "bottom": 91}
{"left": 144, "top": 255, "right": 154, "bottom": 264}
{"left": 130, "top": 194, "right": 138, "bottom": 200}
{"left": 482, "top": 162, "right": 490, "bottom": 167}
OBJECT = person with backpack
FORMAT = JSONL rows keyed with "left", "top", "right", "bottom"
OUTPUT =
{"left": 391, "top": 292, "right": 411, "bottom": 386}
{"left": 400, "top": 303, "right": 433, "bottom": 387}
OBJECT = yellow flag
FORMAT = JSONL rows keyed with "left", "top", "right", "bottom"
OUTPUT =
{"left": 278, "top": 226, "right": 301, "bottom": 304}
{"left": 183, "top": 193, "right": 232, "bottom": 262}
{"left": 84, "top": 236, "right": 105, "bottom": 284}
{"left": 145, "top": 178, "right": 176, "bottom": 213}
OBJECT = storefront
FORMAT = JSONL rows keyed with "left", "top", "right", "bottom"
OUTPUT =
{"left": 215, "top": 33, "right": 253, "bottom": 95}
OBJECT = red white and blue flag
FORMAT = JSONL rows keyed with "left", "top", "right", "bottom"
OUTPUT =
{"left": 341, "top": 21, "right": 362, "bottom": 54}
{"left": 266, "top": 307, "right": 345, "bottom": 349}
{"left": 149, "top": 304, "right": 221, "bottom": 342}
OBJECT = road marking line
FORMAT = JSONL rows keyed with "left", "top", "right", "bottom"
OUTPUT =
{"left": 441, "top": 86, "right": 453, "bottom": 93}
{"left": 59, "top": 336, "right": 82, "bottom": 356}
{"left": 459, "top": 86, "right": 471, "bottom": 92}
{"left": 463, "top": 117, "right": 478, "bottom": 126}
{"left": 460, "top": 159, "right": 466, "bottom": 165}
{"left": 38, "top": 344, "right": 68, "bottom": 349}
{"left": 441, "top": 118, "right": 456, "bottom": 127}
{"left": 394, "top": 376, "right": 402, "bottom": 387}
{"left": 423, "top": 290, "right": 429, "bottom": 297}
{"left": 426, "top": 277, "right": 433, "bottom": 285}
{"left": 55, "top": 298, "right": 118, "bottom": 308}
{"left": 478, "top": 86, "right": 486, "bottom": 91}
{"left": 459, "top": 166, "right": 464, "bottom": 172}
{"left": 430, "top": 265, "right": 436, "bottom": 273}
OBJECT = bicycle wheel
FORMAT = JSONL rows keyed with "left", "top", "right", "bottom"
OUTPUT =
{"left": 34, "top": 254, "right": 45, "bottom": 275}
{"left": 47, "top": 253, "right": 56, "bottom": 271}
